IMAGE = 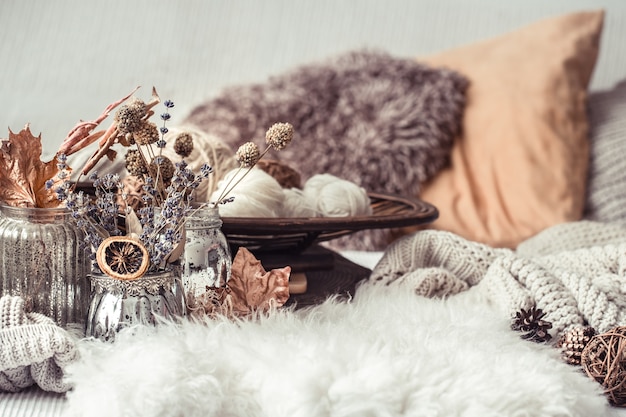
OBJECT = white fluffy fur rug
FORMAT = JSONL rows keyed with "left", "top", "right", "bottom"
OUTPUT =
{"left": 64, "top": 283, "right": 609, "bottom": 417}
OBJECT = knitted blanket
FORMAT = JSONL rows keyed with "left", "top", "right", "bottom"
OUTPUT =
{"left": 369, "top": 220, "right": 626, "bottom": 341}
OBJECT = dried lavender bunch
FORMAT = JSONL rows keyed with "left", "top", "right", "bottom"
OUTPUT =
{"left": 50, "top": 171, "right": 128, "bottom": 267}
{"left": 138, "top": 160, "right": 213, "bottom": 269}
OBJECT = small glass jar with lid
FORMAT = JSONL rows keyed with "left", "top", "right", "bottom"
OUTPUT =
{"left": 181, "top": 205, "right": 232, "bottom": 314}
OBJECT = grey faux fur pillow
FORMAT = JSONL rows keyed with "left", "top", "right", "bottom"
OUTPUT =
{"left": 185, "top": 50, "right": 468, "bottom": 250}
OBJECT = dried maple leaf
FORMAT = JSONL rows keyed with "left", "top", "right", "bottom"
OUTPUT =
{"left": 228, "top": 247, "right": 291, "bottom": 315}
{"left": 0, "top": 125, "right": 67, "bottom": 208}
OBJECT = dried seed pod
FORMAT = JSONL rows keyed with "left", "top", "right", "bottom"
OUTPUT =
{"left": 114, "top": 98, "right": 147, "bottom": 135}
{"left": 132, "top": 120, "right": 160, "bottom": 146}
{"left": 173, "top": 132, "right": 194, "bottom": 157}
{"left": 149, "top": 155, "right": 175, "bottom": 183}
{"left": 265, "top": 122, "right": 294, "bottom": 150}
{"left": 124, "top": 149, "right": 148, "bottom": 177}
{"left": 236, "top": 142, "right": 261, "bottom": 167}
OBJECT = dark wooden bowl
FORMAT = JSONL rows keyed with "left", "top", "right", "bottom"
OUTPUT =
{"left": 221, "top": 192, "right": 438, "bottom": 253}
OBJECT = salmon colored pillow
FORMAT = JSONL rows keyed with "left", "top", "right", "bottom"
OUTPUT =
{"left": 408, "top": 10, "right": 605, "bottom": 248}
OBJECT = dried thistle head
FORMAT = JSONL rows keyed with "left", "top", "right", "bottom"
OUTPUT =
{"left": 236, "top": 142, "right": 260, "bottom": 167}
{"left": 124, "top": 149, "right": 147, "bottom": 177}
{"left": 132, "top": 120, "right": 160, "bottom": 146}
{"left": 114, "top": 98, "right": 147, "bottom": 135}
{"left": 265, "top": 122, "right": 293, "bottom": 150}
{"left": 149, "top": 155, "right": 175, "bottom": 183}
{"left": 174, "top": 133, "right": 194, "bottom": 157}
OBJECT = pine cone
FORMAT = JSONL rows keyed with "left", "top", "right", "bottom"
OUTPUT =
{"left": 511, "top": 306, "right": 553, "bottom": 343}
{"left": 557, "top": 326, "right": 596, "bottom": 365}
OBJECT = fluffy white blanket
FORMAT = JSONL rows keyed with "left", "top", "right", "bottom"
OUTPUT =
{"left": 64, "top": 282, "right": 608, "bottom": 417}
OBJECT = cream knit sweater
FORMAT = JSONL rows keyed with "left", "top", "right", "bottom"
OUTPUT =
{"left": 369, "top": 221, "right": 626, "bottom": 340}
{"left": 0, "top": 296, "right": 78, "bottom": 393}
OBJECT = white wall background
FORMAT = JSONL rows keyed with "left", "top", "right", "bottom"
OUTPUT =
{"left": 1, "top": 0, "right": 625, "bottom": 158}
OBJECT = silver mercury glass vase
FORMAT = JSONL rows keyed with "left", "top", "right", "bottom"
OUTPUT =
{"left": 0, "top": 204, "right": 90, "bottom": 327}
{"left": 85, "top": 267, "right": 186, "bottom": 342}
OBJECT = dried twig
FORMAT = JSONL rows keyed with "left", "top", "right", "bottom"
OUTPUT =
{"left": 56, "top": 86, "right": 140, "bottom": 157}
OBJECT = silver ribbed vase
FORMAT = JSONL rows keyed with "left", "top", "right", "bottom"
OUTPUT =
{"left": 85, "top": 268, "right": 186, "bottom": 342}
{"left": 0, "top": 204, "right": 90, "bottom": 327}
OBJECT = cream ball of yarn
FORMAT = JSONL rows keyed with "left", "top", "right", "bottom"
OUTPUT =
{"left": 210, "top": 168, "right": 285, "bottom": 217}
{"left": 303, "top": 174, "right": 372, "bottom": 217}
{"left": 282, "top": 188, "right": 318, "bottom": 217}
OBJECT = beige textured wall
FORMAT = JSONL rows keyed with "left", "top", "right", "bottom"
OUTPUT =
{"left": 1, "top": 0, "right": 625, "bottom": 157}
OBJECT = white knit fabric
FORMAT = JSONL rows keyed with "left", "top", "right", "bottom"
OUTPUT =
{"left": 369, "top": 221, "right": 626, "bottom": 341}
{"left": 0, "top": 296, "right": 78, "bottom": 393}
{"left": 369, "top": 230, "right": 510, "bottom": 296}
{"left": 517, "top": 220, "right": 626, "bottom": 256}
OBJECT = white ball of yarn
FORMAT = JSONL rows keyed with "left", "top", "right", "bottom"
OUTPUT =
{"left": 303, "top": 174, "right": 372, "bottom": 217}
{"left": 209, "top": 168, "right": 285, "bottom": 217}
{"left": 282, "top": 188, "right": 318, "bottom": 217}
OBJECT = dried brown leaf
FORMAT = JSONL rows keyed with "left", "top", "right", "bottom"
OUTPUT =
{"left": 0, "top": 126, "right": 67, "bottom": 208}
{"left": 228, "top": 247, "right": 291, "bottom": 315}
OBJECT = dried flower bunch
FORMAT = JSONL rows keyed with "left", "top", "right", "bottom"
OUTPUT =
{"left": 1, "top": 86, "right": 294, "bottom": 280}
{"left": 49, "top": 91, "right": 214, "bottom": 277}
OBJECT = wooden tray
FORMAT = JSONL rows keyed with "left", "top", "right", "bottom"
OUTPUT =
{"left": 221, "top": 192, "right": 438, "bottom": 253}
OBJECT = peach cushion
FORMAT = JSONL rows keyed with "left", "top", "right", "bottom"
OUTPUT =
{"left": 411, "top": 10, "right": 605, "bottom": 248}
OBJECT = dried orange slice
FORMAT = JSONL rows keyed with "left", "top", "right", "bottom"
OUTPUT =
{"left": 96, "top": 236, "right": 150, "bottom": 280}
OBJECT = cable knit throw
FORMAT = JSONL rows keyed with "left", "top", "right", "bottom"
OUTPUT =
{"left": 0, "top": 296, "right": 78, "bottom": 393}
{"left": 184, "top": 50, "right": 468, "bottom": 251}
{"left": 368, "top": 221, "right": 626, "bottom": 341}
